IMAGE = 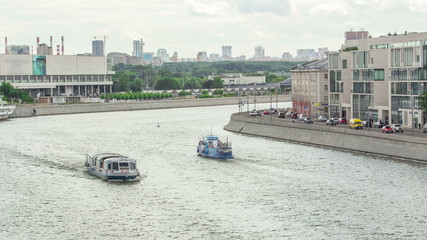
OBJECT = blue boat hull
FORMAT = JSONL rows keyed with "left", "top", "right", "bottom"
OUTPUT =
{"left": 197, "top": 135, "right": 234, "bottom": 160}
{"left": 197, "top": 146, "right": 234, "bottom": 160}
{"left": 197, "top": 152, "right": 234, "bottom": 160}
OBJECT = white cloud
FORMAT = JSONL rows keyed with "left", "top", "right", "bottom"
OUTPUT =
{"left": 406, "top": 0, "right": 427, "bottom": 13}
{"left": 185, "top": 0, "right": 231, "bottom": 16}
{"left": 233, "top": 0, "right": 291, "bottom": 16}
{"left": 309, "top": 3, "right": 350, "bottom": 15}
{"left": 247, "top": 29, "right": 273, "bottom": 40}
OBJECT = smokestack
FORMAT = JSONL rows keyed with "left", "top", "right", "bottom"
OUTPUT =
{"left": 5, "top": 37, "right": 7, "bottom": 54}
{"left": 36, "top": 37, "right": 40, "bottom": 54}
{"left": 61, "top": 36, "right": 64, "bottom": 55}
{"left": 57, "top": 45, "right": 60, "bottom": 55}
{"left": 50, "top": 36, "right": 53, "bottom": 48}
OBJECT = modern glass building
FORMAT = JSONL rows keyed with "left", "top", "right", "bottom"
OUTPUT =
{"left": 328, "top": 31, "right": 427, "bottom": 127}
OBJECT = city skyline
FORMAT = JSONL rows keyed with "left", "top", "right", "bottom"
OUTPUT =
{"left": 1, "top": 0, "right": 427, "bottom": 58}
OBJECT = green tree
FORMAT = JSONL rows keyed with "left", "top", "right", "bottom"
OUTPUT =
{"left": 155, "top": 76, "right": 181, "bottom": 90}
{"left": 113, "top": 71, "right": 135, "bottom": 92}
{"left": 212, "top": 77, "right": 224, "bottom": 88}
{"left": 203, "top": 80, "right": 213, "bottom": 89}
{"left": 183, "top": 77, "right": 203, "bottom": 89}
{"left": 419, "top": 91, "right": 427, "bottom": 117}
{"left": 129, "top": 78, "right": 143, "bottom": 92}
{"left": 0, "top": 82, "right": 33, "bottom": 103}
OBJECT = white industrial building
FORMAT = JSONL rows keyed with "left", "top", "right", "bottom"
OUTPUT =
{"left": 0, "top": 54, "right": 114, "bottom": 98}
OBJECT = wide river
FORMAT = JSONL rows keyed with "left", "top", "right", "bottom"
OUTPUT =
{"left": 1, "top": 102, "right": 426, "bottom": 240}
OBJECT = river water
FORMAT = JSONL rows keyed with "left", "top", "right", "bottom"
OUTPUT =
{"left": 1, "top": 102, "right": 426, "bottom": 240}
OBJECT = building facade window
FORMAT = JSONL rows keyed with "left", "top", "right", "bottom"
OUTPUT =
{"left": 374, "top": 69, "right": 384, "bottom": 81}
{"left": 352, "top": 51, "right": 369, "bottom": 68}
{"left": 352, "top": 94, "right": 372, "bottom": 120}
{"left": 329, "top": 53, "right": 340, "bottom": 69}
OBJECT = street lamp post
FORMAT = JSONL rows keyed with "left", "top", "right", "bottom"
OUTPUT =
{"left": 412, "top": 92, "right": 415, "bottom": 136}
{"left": 254, "top": 95, "right": 257, "bottom": 111}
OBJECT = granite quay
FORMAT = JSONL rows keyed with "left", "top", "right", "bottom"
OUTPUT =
{"left": 10, "top": 95, "right": 291, "bottom": 118}
{"left": 224, "top": 112, "right": 427, "bottom": 162}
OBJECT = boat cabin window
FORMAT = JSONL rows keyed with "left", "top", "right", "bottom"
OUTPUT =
{"left": 130, "top": 162, "right": 135, "bottom": 170}
{"left": 112, "top": 162, "right": 119, "bottom": 170}
{"left": 119, "top": 162, "right": 129, "bottom": 170}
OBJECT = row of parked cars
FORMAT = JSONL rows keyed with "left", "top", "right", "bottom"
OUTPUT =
{"left": 250, "top": 109, "right": 427, "bottom": 135}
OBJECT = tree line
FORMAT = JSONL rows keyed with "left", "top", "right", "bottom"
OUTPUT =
{"left": 111, "top": 61, "right": 302, "bottom": 92}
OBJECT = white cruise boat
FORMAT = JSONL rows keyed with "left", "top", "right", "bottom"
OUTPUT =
{"left": 85, "top": 153, "right": 140, "bottom": 181}
{"left": 0, "top": 95, "right": 16, "bottom": 120}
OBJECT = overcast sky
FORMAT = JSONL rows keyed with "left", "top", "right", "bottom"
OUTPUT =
{"left": 1, "top": 0, "right": 427, "bottom": 58}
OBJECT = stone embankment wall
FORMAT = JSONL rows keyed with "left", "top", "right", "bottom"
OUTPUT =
{"left": 11, "top": 95, "right": 291, "bottom": 118}
{"left": 224, "top": 112, "right": 427, "bottom": 162}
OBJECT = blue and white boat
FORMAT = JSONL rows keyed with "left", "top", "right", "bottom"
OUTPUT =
{"left": 197, "top": 135, "right": 234, "bottom": 160}
{"left": 85, "top": 153, "right": 140, "bottom": 181}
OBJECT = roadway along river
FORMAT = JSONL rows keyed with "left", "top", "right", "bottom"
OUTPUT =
{"left": 1, "top": 103, "right": 426, "bottom": 239}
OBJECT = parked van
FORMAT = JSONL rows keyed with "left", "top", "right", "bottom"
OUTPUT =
{"left": 349, "top": 118, "right": 364, "bottom": 129}
{"left": 298, "top": 114, "right": 307, "bottom": 121}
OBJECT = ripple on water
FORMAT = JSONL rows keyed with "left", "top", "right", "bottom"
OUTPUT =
{"left": 1, "top": 103, "right": 427, "bottom": 239}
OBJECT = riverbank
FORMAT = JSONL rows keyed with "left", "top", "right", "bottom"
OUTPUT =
{"left": 10, "top": 95, "right": 291, "bottom": 118}
{"left": 224, "top": 112, "right": 427, "bottom": 162}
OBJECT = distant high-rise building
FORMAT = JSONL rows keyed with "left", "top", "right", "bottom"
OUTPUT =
{"left": 156, "top": 48, "right": 169, "bottom": 62}
{"left": 7, "top": 45, "right": 30, "bottom": 54}
{"left": 92, "top": 40, "right": 104, "bottom": 56}
{"left": 143, "top": 52, "right": 154, "bottom": 61}
{"left": 317, "top": 47, "right": 329, "bottom": 59}
{"left": 296, "top": 49, "right": 316, "bottom": 60}
{"left": 132, "top": 39, "right": 144, "bottom": 57}
{"left": 37, "top": 43, "right": 53, "bottom": 55}
{"left": 196, "top": 51, "right": 208, "bottom": 62}
{"left": 209, "top": 53, "right": 221, "bottom": 62}
{"left": 222, "top": 46, "right": 232, "bottom": 59}
{"left": 171, "top": 52, "right": 179, "bottom": 62}
{"left": 282, "top": 52, "right": 293, "bottom": 60}
{"left": 254, "top": 45, "right": 265, "bottom": 59}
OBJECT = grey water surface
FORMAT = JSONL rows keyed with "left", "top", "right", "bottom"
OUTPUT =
{"left": 0, "top": 103, "right": 426, "bottom": 240}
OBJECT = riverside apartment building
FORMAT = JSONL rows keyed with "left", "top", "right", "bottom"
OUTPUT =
{"left": 328, "top": 31, "right": 427, "bottom": 127}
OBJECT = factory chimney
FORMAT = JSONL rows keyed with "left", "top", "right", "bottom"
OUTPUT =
{"left": 61, "top": 36, "right": 64, "bottom": 55}
{"left": 36, "top": 37, "right": 40, "bottom": 54}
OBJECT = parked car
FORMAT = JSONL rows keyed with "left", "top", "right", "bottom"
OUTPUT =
{"left": 391, "top": 124, "right": 403, "bottom": 133}
{"left": 263, "top": 109, "right": 271, "bottom": 115}
{"left": 278, "top": 112, "right": 286, "bottom": 118}
{"left": 381, "top": 125, "right": 394, "bottom": 133}
{"left": 291, "top": 113, "right": 298, "bottom": 119}
{"left": 317, "top": 116, "right": 328, "bottom": 122}
{"left": 349, "top": 118, "right": 364, "bottom": 129}
{"left": 423, "top": 124, "right": 427, "bottom": 133}
{"left": 249, "top": 109, "right": 261, "bottom": 117}
{"left": 303, "top": 117, "right": 313, "bottom": 123}
{"left": 326, "top": 118, "right": 338, "bottom": 126}
{"left": 298, "top": 114, "right": 307, "bottom": 121}
{"left": 338, "top": 118, "right": 347, "bottom": 124}
{"left": 374, "top": 121, "right": 385, "bottom": 128}
{"left": 269, "top": 108, "right": 277, "bottom": 114}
